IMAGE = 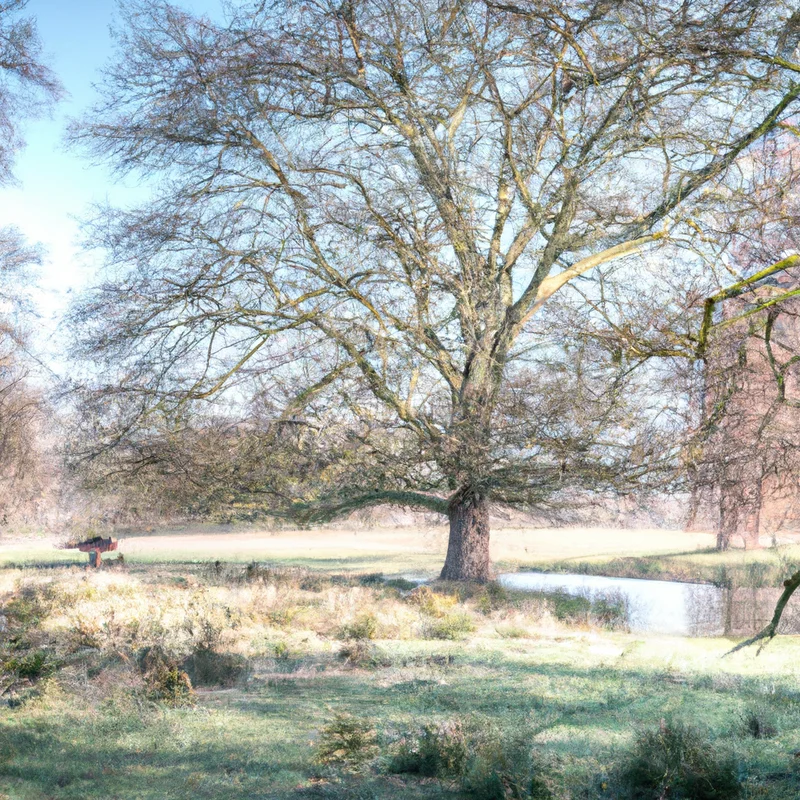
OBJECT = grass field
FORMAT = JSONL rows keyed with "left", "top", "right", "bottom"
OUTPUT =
{"left": 1, "top": 525, "right": 799, "bottom": 799}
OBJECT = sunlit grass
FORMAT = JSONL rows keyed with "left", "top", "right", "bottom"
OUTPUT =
{"left": 2, "top": 530, "right": 800, "bottom": 797}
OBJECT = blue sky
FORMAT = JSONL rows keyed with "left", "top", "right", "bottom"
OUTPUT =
{"left": 0, "top": 0, "right": 221, "bottom": 372}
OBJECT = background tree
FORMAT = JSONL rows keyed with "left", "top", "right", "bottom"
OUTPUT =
{"left": 0, "top": 0, "right": 61, "bottom": 184}
{"left": 681, "top": 132, "right": 800, "bottom": 551}
{"left": 0, "top": 1, "right": 61, "bottom": 526}
{"left": 69, "top": 0, "right": 800, "bottom": 580}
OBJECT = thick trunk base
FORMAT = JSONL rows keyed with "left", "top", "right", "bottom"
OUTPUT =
{"left": 439, "top": 489, "right": 491, "bottom": 582}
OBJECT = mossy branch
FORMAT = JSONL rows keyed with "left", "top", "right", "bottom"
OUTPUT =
{"left": 696, "top": 255, "right": 800, "bottom": 357}
{"left": 725, "top": 570, "right": 800, "bottom": 656}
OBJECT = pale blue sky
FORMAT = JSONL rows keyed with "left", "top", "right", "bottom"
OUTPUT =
{"left": 0, "top": 0, "right": 221, "bottom": 371}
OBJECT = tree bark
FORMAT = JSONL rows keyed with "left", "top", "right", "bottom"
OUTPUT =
{"left": 717, "top": 485, "right": 736, "bottom": 551}
{"left": 740, "top": 472, "right": 763, "bottom": 549}
{"left": 439, "top": 487, "right": 491, "bottom": 582}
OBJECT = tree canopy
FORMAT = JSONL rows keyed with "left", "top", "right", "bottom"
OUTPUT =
{"left": 0, "top": 0, "right": 62, "bottom": 523}
{"left": 69, "top": 0, "right": 800, "bottom": 579}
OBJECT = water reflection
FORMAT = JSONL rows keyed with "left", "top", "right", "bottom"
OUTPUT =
{"left": 498, "top": 572, "right": 726, "bottom": 636}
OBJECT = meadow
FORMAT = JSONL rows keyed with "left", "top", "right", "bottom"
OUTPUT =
{"left": 0, "top": 525, "right": 799, "bottom": 799}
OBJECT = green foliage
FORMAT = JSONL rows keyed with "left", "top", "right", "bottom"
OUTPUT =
{"left": 421, "top": 611, "right": 476, "bottom": 640}
{"left": 550, "top": 592, "right": 592, "bottom": 623}
{"left": 461, "top": 734, "right": 550, "bottom": 800}
{"left": 616, "top": 721, "right": 741, "bottom": 800}
{"left": 476, "top": 582, "right": 511, "bottom": 615}
{"left": 385, "top": 577, "right": 417, "bottom": 591}
{"left": 338, "top": 613, "right": 379, "bottom": 641}
{"left": 3, "top": 649, "right": 55, "bottom": 681}
{"left": 315, "top": 712, "right": 379, "bottom": 770}
{"left": 387, "top": 720, "right": 469, "bottom": 778}
{"left": 337, "top": 640, "right": 389, "bottom": 669}
{"left": 407, "top": 585, "right": 458, "bottom": 617}
{"left": 741, "top": 705, "right": 778, "bottom": 740}
{"left": 357, "top": 573, "right": 384, "bottom": 587}
{"left": 590, "top": 595, "right": 629, "bottom": 630}
{"left": 273, "top": 640, "right": 291, "bottom": 660}
{"left": 150, "top": 666, "right": 195, "bottom": 707}
{"left": 138, "top": 646, "right": 195, "bottom": 707}
{"left": 181, "top": 648, "right": 248, "bottom": 687}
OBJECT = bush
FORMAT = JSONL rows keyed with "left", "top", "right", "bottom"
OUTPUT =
{"left": 338, "top": 613, "right": 379, "bottom": 641}
{"left": 387, "top": 720, "right": 468, "bottom": 778}
{"left": 149, "top": 666, "right": 195, "bottom": 707}
{"left": 315, "top": 711, "right": 379, "bottom": 770}
{"left": 550, "top": 593, "right": 591, "bottom": 623}
{"left": 385, "top": 578, "right": 418, "bottom": 591}
{"left": 461, "top": 737, "right": 547, "bottom": 800}
{"left": 591, "top": 594, "right": 629, "bottom": 630}
{"left": 182, "top": 648, "right": 248, "bottom": 687}
{"left": 337, "top": 640, "right": 389, "bottom": 669}
{"left": 741, "top": 706, "right": 778, "bottom": 740}
{"left": 357, "top": 573, "right": 384, "bottom": 586}
{"left": 495, "top": 624, "right": 529, "bottom": 639}
{"left": 616, "top": 721, "right": 741, "bottom": 799}
{"left": 388, "top": 720, "right": 553, "bottom": 799}
{"left": 273, "top": 640, "right": 290, "bottom": 660}
{"left": 421, "top": 611, "right": 476, "bottom": 640}
{"left": 3, "top": 650, "right": 56, "bottom": 682}
{"left": 138, "top": 646, "right": 195, "bottom": 707}
{"left": 476, "top": 582, "right": 510, "bottom": 615}
{"left": 407, "top": 585, "right": 458, "bottom": 617}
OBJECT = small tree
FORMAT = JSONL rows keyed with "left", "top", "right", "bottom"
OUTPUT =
{"left": 69, "top": 0, "right": 800, "bottom": 579}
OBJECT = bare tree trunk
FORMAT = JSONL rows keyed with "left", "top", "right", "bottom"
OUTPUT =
{"left": 440, "top": 487, "right": 491, "bottom": 582}
{"left": 717, "top": 485, "right": 737, "bottom": 551}
{"left": 685, "top": 474, "right": 703, "bottom": 532}
{"left": 741, "top": 475, "right": 763, "bottom": 550}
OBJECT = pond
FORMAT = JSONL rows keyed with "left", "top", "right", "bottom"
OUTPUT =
{"left": 497, "top": 572, "right": 726, "bottom": 636}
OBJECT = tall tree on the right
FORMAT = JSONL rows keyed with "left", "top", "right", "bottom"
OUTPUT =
{"left": 685, "top": 132, "right": 800, "bottom": 551}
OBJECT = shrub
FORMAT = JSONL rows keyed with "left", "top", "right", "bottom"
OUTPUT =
{"left": 461, "top": 734, "right": 548, "bottom": 800}
{"left": 3, "top": 650, "right": 55, "bottom": 681}
{"left": 300, "top": 574, "right": 326, "bottom": 592}
{"left": 337, "top": 640, "right": 389, "bottom": 669}
{"left": 138, "top": 646, "right": 195, "bottom": 707}
{"left": 315, "top": 712, "right": 379, "bottom": 770}
{"left": 338, "top": 613, "right": 378, "bottom": 641}
{"left": 358, "top": 573, "right": 384, "bottom": 586}
{"left": 591, "top": 594, "right": 629, "bottom": 630}
{"left": 741, "top": 706, "right": 778, "bottom": 740}
{"left": 476, "top": 582, "right": 510, "bottom": 615}
{"left": 421, "top": 611, "right": 475, "bottom": 640}
{"left": 273, "top": 640, "right": 290, "bottom": 660}
{"left": 495, "top": 624, "right": 529, "bottom": 639}
{"left": 387, "top": 720, "right": 468, "bottom": 778}
{"left": 182, "top": 648, "right": 248, "bottom": 687}
{"left": 385, "top": 578, "right": 418, "bottom": 591}
{"left": 153, "top": 667, "right": 195, "bottom": 707}
{"left": 407, "top": 585, "right": 458, "bottom": 617}
{"left": 616, "top": 721, "right": 741, "bottom": 799}
{"left": 550, "top": 593, "right": 591, "bottom": 623}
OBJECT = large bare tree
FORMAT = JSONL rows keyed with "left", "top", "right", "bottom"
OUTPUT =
{"left": 69, "top": 0, "right": 800, "bottom": 580}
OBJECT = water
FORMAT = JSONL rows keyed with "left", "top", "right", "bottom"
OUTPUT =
{"left": 498, "top": 572, "right": 726, "bottom": 636}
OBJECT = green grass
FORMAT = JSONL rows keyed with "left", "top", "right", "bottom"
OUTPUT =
{"left": 2, "top": 634, "right": 800, "bottom": 798}
{"left": 1, "top": 536, "right": 800, "bottom": 798}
